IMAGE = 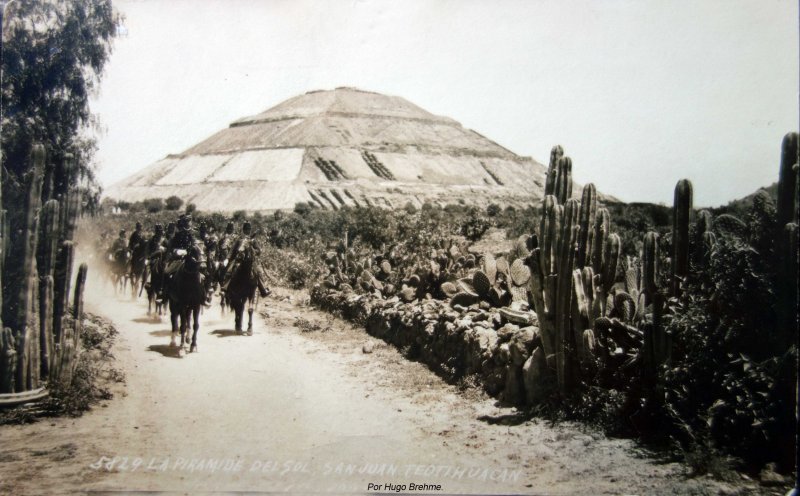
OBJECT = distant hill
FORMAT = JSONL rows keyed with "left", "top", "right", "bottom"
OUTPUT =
{"left": 712, "top": 182, "right": 778, "bottom": 219}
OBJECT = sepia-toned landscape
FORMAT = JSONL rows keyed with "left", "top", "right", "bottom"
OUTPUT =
{"left": 1, "top": 1, "right": 797, "bottom": 495}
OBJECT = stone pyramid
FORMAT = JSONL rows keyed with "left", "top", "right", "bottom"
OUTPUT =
{"left": 106, "top": 87, "right": 548, "bottom": 212}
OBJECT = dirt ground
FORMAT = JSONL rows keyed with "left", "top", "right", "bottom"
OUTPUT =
{"left": 0, "top": 271, "right": 773, "bottom": 495}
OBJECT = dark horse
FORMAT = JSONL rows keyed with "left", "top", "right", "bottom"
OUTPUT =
{"left": 165, "top": 246, "right": 206, "bottom": 354}
{"left": 223, "top": 240, "right": 259, "bottom": 335}
{"left": 129, "top": 241, "right": 148, "bottom": 299}
{"left": 110, "top": 248, "right": 131, "bottom": 294}
{"left": 145, "top": 247, "right": 166, "bottom": 316}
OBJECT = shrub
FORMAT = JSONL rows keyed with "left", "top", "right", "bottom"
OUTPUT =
{"left": 294, "top": 202, "right": 312, "bottom": 216}
{"left": 165, "top": 195, "right": 183, "bottom": 210}
{"left": 460, "top": 208, "right": 489, "bottom": 241}
{"left": 142, "top": 198, "right": 164, "bottom": 213}
{"left": 486, "top": 203, "right": 501, "bottom": 217}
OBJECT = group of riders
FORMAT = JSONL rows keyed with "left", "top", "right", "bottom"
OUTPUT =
{"left": 105, "top": 214, "right": 270, "bottom": 348}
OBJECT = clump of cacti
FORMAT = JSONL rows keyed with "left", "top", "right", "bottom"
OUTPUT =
{"left": 1, "top": 144, "right": 88, "bottom": 395}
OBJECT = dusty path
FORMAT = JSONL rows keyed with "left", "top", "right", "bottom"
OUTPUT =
{"left": 0, "top": 275, "right": 749, "bottom": 495}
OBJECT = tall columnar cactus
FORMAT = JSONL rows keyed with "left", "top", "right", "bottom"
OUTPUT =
{"left": 10, "top": 145, "right": 46, "bottom": 391}
{"left": 544, "top": 145, "right": 564, "bottom": 197}
{"left": 0, "top": 328, "right": 16, "bottom": 393}
{"left": 577, "top": 183, "right": 597, "bottom": 269}
{"left": 642, "top": 232, "right": 659, "bottom": 304}
{"left": 555, "top": 199, "right": 580, "bottom": 390}
{"left": 554, "top": 157, "right": 573, "bottom": 205}
{"left": 775, "top": 133, "right": 799, "bottom": 351}
{"left": 671, "top": 179, "right": 693, "bottom": 296}
{"left": 53, "top": 241, "right": 74, "bottom": 345}
{"left": 36, "top": 200, "right": 60, "bottom": 378}
{"left": 591, "top": 208, "right": 610, "bottom": 275}
{"left": 776, "top": 132, "right": 799, "bottom": 230}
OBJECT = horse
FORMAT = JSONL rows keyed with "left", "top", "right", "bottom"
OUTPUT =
{"left": 222, "top": 239, "right": 260, "bottom": 335}
{"left": 111, "top": 248, "right": 131, "bottom": 294}
{"left": 145, "top": 247, "right": 166, "bottom": 316}
{"left": 164, "top": 246, "right": 206, "bottom": 354}
{"left": 129, "top": 241, "right": 148, "bottom": 299}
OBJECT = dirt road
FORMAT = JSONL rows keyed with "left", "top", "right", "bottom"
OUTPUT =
{"left": 0, "top": 275, "right": 745, "bottom": 495}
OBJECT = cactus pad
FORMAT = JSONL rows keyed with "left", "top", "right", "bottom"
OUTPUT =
{"left": 510, "top": 285, "right": 528, "bottom": 304}
{"left": 472, "top": 270, "right": 491, "bottom": 297}
{"left": 713, "top": 214, "right": 747, "bottom": 239}
{"left": 440, "top": 281, "right": 459, "bottom": 298}
{"left": 450, "top": 292, "right": 479, "bottom": 308}
{"left": 613, "top": 291, "right": 636, "bottom": 323}
{"left": 400, "top": 287, "right": 416, "bottom": 302}
{"left": 509, "top": 258, "right": 531, "bottom": 286}
{"left": 457, "top": 277, "right": 478, "bottom": 296}
{"left": 496, "top": 256, "right": 509, "bottom": 276}
{"left": 482, "top": 253, "right": 497, "bottom": 284}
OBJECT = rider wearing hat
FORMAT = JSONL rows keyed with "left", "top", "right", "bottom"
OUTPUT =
{"left": 164, "top": 214, "right": 205, "bottom": 274}
{"left": 146, "top": 224, "right": 166, "bottom": 259}
{"left": 223, "top": 221, "right": 270, "bottom": 298}
{"left": 128, "top": 221, "right": 145, "bottom": 252}
{"left": 110, "top": 229, "right": 127, "bottom": 257}
{"left": 218, "top": 222, "right": 236, "bottom": 262}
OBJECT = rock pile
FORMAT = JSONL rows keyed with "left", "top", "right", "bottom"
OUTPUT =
{"left": 311, "top": 286, "right": 544, "bottom": 406}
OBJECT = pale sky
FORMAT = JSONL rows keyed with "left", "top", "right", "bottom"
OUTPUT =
{"left": 90, "top": 0, "right": 798, "bottom": 207}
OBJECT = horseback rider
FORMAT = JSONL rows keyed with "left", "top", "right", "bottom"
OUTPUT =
{"left": 145, "top": 224, "right": 165, "bottom": 258}
{"left": 165, "top": 215, "right": 202, "bottom": 270}
{"left": 222, "top": 221, "right": 270, "bottom": 298}
{"left": 128, "top": 221, "right": 145, "bottom": 251}
{"left": 165, "top": 222, "right": 176, "bottom": 246}
{"left": 163, "top": 214, "right": 214, "bottom": 305}
{"left": 107, "top": 229, "right": 129, "bottom": 282}
{"left": 204, "top": 225, "right": 218, "bottom": 256}
{"left": 218, "top": 222, "right": 236, "bottom": 263}
{"left": 110, "top": 229, "right": 127, "bottom": 256}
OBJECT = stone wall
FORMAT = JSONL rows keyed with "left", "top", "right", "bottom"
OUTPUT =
{"left": 311, "top": 286, "right": 546, "bottom": 406}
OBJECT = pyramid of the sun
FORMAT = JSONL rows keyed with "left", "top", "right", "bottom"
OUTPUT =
{"left": 106, "top": 87, "right": 549, "bottom": 212}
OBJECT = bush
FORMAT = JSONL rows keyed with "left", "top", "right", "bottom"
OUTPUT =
{"left": 142, "top": 198, "right": 164, "bottom": 213}
{"left": 460, "top": 208, "right": 489, "bottom": 241}
{"left": 294, "top": 202, "right": 312, "bottom": 216}
{"left": 486, "top": 203, "right": 501, "bottom": 217}
{"left": 165, "top": 195, "right": 183, "bottom": 210}
{"left": 661, "top": 235, "right": 793, "bottom": 471}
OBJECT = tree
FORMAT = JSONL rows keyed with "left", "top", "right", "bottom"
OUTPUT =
{"left": 2, "top": 0, "right": 118, "bottom": 201}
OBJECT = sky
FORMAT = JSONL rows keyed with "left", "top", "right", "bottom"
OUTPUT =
{"left": 89, "top": 0, "right": 799, "bottom": 207}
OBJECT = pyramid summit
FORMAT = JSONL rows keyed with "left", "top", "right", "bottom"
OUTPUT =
{"left": 106, "top": 87, "right": 548, "bottom": 211}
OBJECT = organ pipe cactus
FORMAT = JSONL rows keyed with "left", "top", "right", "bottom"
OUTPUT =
{"left": 642, "top": 232, "right": 658, "bottom": 304}
{"left": 671, "top": 179, "right": 693, "bottom": 296}
{"left": 777, "top": 132, "right": 799, "bottom": 230}
{"left": 544, "top": 145, "right": 564, "bottom": 197}
{"left": 577, "top": 184, "right": 597, "bottom": 269}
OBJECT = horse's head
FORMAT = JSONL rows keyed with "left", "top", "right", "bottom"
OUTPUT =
{"left": 236, "top": 239, "right": 256, "bottom": 264}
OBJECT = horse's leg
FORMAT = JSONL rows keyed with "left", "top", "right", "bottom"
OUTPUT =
{"left": 190, "top": 306, "right": 199, "bottom": 353}
{"left": 234, "top": 300, "right": 242, "bottom": 333}
{"left": 246, "top": 296, "right": 254, "bottom": 335}
{"left": 169, "top": 300, "right": 179, "bottom": 347}
{"left": 180, "top": 307, "right": 188, "bottom": 349}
